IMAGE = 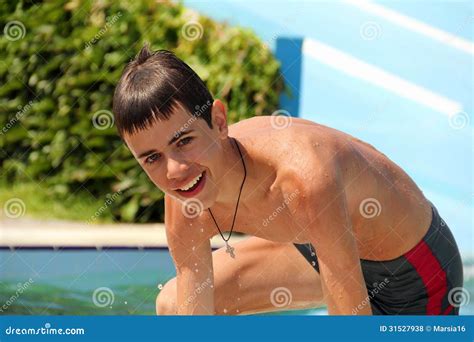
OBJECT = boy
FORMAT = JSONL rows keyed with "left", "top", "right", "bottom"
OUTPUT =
{"left": 112, "top": 45, "right": 463, "bottom": 315}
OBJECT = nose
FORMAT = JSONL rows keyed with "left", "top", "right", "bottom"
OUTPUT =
{"left": 166, "top": 156, "right": 189, "bottom": 181}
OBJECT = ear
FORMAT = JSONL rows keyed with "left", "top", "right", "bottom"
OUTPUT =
{"left": 211, "top": 99, "right": 228, "bottom": 139}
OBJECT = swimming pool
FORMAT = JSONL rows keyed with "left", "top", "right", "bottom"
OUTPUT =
{"left": 1, "top": 248, "right": 472, "bottom": 315}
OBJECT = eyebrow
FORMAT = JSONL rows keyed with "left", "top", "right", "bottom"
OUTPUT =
{"left": 137, "top": 129, "right": 195, "bottom": 159}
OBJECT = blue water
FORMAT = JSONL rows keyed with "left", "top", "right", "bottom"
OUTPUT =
{"left": 0, "top": 250, "right": 323, "bottom": 315}
{"left": 0, "top": 250, "right": 473, "bottom": 315}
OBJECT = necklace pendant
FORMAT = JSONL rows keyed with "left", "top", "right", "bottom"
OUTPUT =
{"left": 225, "top": 241, "right": 235, "bottom": 258}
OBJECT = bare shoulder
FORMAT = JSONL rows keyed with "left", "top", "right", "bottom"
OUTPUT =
{"left": 230, "top": 116, "right": 351, "bottom": 187}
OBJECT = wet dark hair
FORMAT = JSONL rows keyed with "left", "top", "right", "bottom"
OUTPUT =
{"left": 112, "top": 44, "right": 214, "bottom": 137}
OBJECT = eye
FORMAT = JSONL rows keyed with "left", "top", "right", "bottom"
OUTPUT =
{"left": 177, "top": 136, "right": 193, "bottom": 147}
{"left": 144, "top": 153, "right": 161, "bottom": 165}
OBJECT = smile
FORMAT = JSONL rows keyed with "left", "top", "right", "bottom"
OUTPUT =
{"left": 179, "top": 172, "right": 203, "bottom": 191}
{"left": 175, "top": 171, "right": 207, "bottom": 197}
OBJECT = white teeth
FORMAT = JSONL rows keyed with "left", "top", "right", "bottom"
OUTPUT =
{"left": 179, "top": 173, "right": 203, "bottom": 191}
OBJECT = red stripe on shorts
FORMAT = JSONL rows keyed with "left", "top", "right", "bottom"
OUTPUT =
{"left": 404, "top": 240, "right": 448, "bottom": 315}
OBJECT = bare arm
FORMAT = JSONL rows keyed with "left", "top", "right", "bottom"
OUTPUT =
{"left": 306, "top": 170, "right": 372, "bottom": 315}
{"left": 164, "top": 195, "right": 215, "bottom": 315}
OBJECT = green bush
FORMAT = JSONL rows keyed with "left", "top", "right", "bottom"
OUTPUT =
{"left": 0, "top": 0, "right": 284, "bottom": 222}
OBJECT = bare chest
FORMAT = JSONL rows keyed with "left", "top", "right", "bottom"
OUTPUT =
{"left": 203, "top": 187, "right": 312, "bottom": 244}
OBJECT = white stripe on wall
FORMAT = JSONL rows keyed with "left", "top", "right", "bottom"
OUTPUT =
{"left": 303, "top": 38, "right": 463, "bottom": 116}
{"left": 345, "top": 0, "right": 474, "bottom": 55}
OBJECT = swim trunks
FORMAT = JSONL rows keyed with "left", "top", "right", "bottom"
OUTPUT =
{"left": 293, "top": 201, "right": 464, "bottom": 314}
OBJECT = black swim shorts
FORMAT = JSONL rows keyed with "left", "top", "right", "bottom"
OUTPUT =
{"left": 293, "top": 201, "right": 464, "bottom": 315}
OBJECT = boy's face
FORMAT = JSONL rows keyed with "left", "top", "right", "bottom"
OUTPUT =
{"left": 123, "top": 100, "right": 228, "bottom": 208}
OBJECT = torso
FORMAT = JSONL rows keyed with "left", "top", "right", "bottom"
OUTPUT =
{"left": 176, "top": 116, "right": 432, "bottom": 261}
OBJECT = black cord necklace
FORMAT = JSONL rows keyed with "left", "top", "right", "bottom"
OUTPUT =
{"left": 207, "top": 137, "right": 247, "bottom": 258}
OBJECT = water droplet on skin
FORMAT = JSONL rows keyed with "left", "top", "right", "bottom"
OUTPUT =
{"left": 236, "top": 309, "right": 240, "bottom": 313}
{"left": 237, "top": 298, "right": 240, "bottom": 301}
{"left": 192, "top": 246, "right": 196, "bottom": 251}
{"left": 195, "top": 269, "right": 199, "bottom": 272}
{"left": 223, "top": 308, "right": 228, "bottom": 313}
{"left": 194, "top": 263, "right": 198, "bottom": 266}
{"left": 311, "top": 261, "right": 316, "bottom": 266}
{"left": 200, "top": 228, "right": 204, "bottom": 232}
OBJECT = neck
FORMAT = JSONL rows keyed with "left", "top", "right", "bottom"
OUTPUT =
{"left": 212, "top": 136, "right": 248, "bottom": 209}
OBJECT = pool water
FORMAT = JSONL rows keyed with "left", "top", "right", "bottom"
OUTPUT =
{"left": 0, "top": 249, "right": 472, "bottom": 315}
{"left": 0, "top": 249, "right": 324, "bottom": 315}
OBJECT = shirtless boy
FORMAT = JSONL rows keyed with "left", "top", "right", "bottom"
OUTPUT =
{"left": 112, "top": 46, "right": 463, "bottom": 315}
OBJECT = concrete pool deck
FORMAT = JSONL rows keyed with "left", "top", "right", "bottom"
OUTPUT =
{"left": 0, "top": 217, "right": 247, "bottom": 249}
